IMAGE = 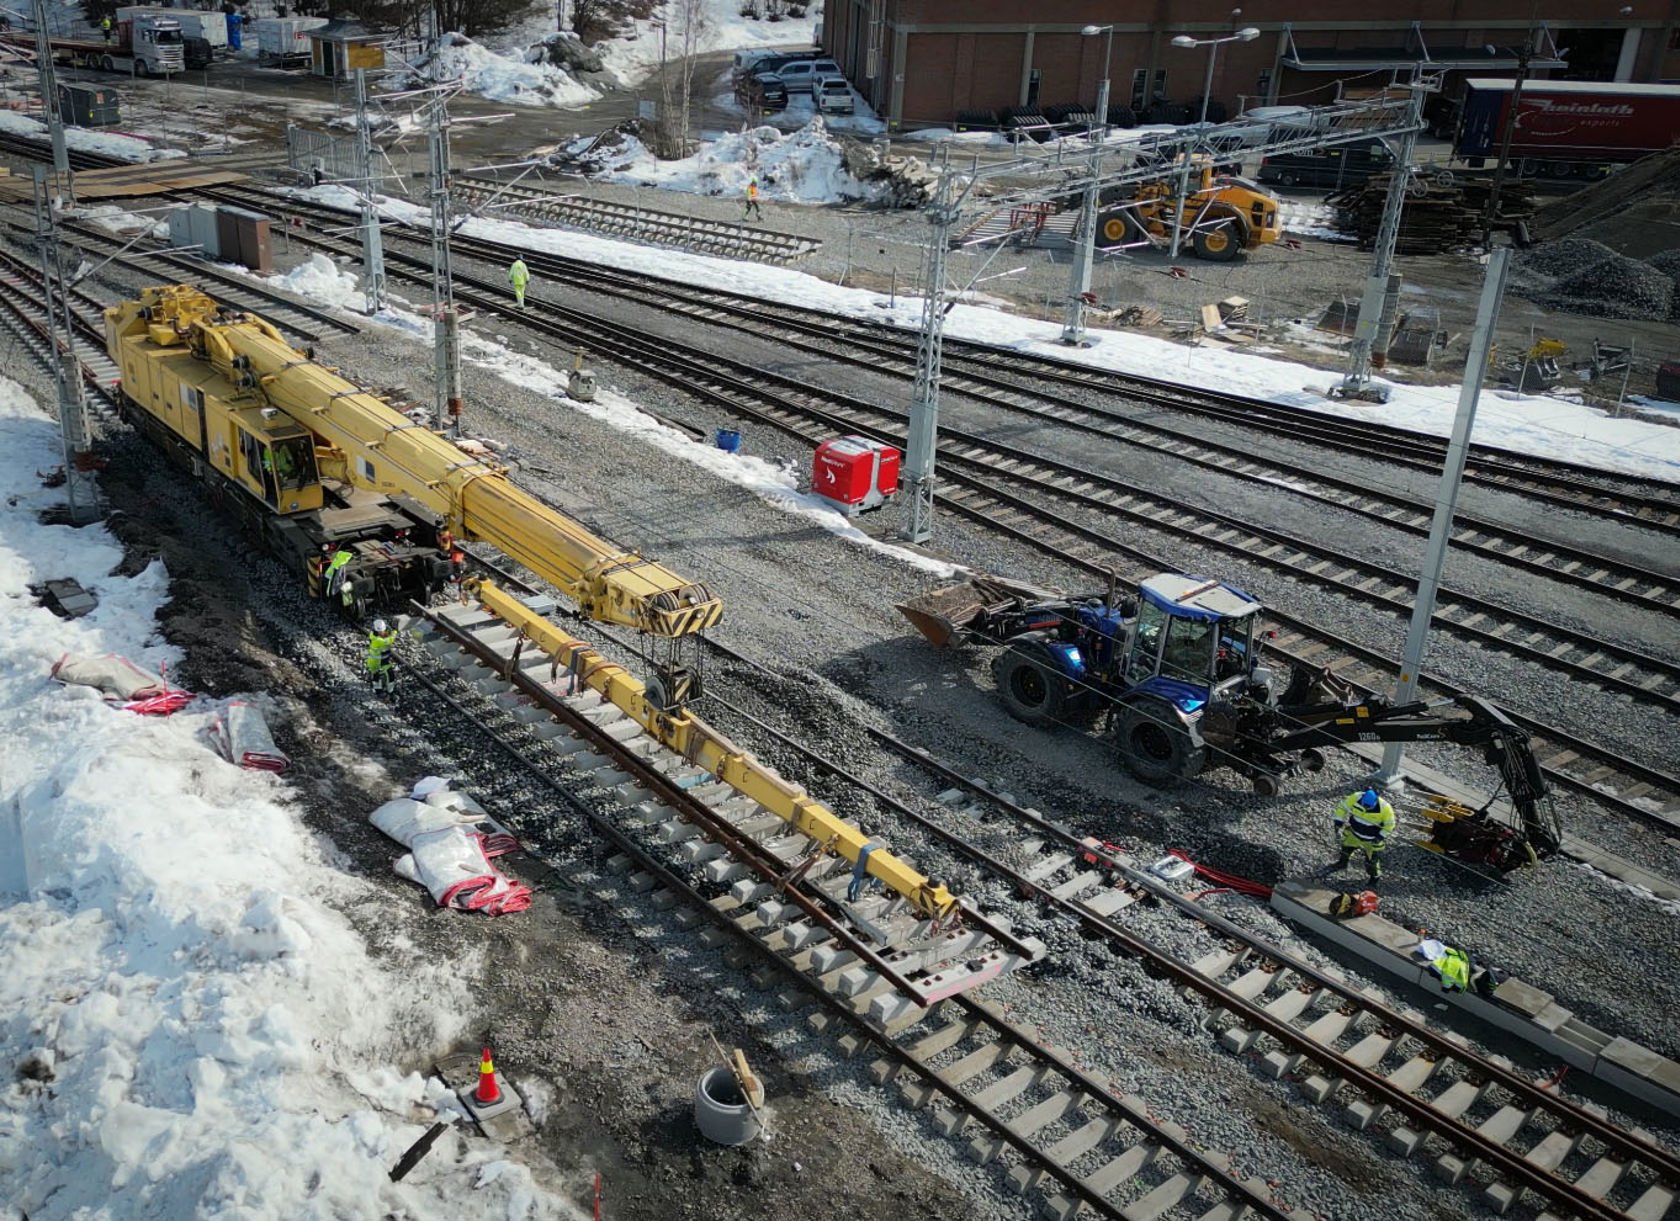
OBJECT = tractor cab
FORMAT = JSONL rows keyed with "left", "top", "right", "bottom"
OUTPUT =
{"left": 1125, "top": 574, "right": 1262, "bottom": 699}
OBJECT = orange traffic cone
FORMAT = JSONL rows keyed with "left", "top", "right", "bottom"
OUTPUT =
{"left": 475, "top": 1047, "right": 501, "bottom": 1106}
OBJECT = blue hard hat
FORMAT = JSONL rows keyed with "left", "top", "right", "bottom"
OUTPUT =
{"left": 1358, "top": 788, "right": 1381, "bottom": 812}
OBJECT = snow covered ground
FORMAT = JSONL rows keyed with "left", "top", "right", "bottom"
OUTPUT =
{"left": 488, "top": 0, "right": 820, "bottom": 91}
{"left": 0, "top": 109, "right": 183, "bottom": 163}
{"left": 0, "top": 377, "right": 566, "bottom": 1214}
{"left": 395, "top": 31, "right": 600, "bottom": 108}
{"left": 298, "top": 187, "right": 1680, "bottom": 481}
{"left": 565, "top": 119, "right": 884, "bottom": 203}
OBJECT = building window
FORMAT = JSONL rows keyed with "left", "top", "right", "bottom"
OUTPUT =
{"left": 1131, "top": 68, "right": 1148, "bottom": 109}
{"left": 1154, "top": 68, "right": 1167, "bottom": 102}
{"left": 1027, "top": 68, "right": 1041, "bottom": 106}
{"left": 1670, "top": 27, "right": 1680, "bottom": 50}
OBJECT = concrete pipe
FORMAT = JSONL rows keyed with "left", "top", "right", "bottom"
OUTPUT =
{"left": 694, "top": 1067, "right": 762, "bottom": 1146}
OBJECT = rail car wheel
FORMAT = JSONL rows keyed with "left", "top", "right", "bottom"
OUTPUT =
{"left": 1193, "top": 219, "right": 1243, "bottom": 262}
{"left": 992, "top": 645, "right": 1070, "bottom": 729}
{"left": 1116, "top": 698, "right": 1205, "bottom": 787}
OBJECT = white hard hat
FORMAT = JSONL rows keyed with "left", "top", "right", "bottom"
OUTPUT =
{"left": 372, "top": 618, "right": 389, "bottom": 634}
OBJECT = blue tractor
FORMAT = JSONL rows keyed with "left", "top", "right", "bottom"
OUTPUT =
{"left": 897, "top": 571, "right": 1560, "bottom": 870}
{"left": 899, "top": 571, "right": 1293, "bottom": 789}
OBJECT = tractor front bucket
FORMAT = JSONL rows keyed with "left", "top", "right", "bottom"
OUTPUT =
{"left": 896, "top": 575, "right": 1061, "bottom": 648}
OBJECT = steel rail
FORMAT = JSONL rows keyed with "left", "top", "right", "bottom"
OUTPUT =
{"left": 408, "top": 599, "right": 1293, "bottom": 1221}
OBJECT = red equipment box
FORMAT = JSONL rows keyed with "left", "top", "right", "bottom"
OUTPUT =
{"left": 812, "top": 435, "right": 900, "bottom": 516}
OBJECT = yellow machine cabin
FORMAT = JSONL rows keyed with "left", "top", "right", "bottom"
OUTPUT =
{"left": 106, "top": 286, "right": 722, "bottom": 696}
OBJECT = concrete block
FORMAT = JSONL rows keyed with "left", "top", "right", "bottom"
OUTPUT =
{"left": 1341, "top": 1099, "right": 1385, "bottom": 1130}
{"left": 1219, "top": 1026, "right": 1259, "bottom": 1055}
{"left": 650, "top": 888, "right": 677, "bottom": 910}
{"left": 1434, "top": 1153, "right": 1471, "bottom": 1185}
{"left": 1387, "top": 1125, "right": 1424, "bottom": 1157}
{"left": 1484, "top": 1183, "right": 1518, "bottom": 1215}
{"left": 727, "top": 880, "right": 773, "bottom": 905}
{"left": 702, "top": 858, "right": 749, "bottom": 885}
{"left": 628, "top": 871, "right": 656, "bottom": 893}
{"left": 1301, "top": 1073, "right": 1339, "bottom": 1103}
{"left": 836, "top": 965, "right": 877, "bottom": 998}
{"left": 836, "top": 1032, "right": 867, "bottom": 1059}
{"left": 967, "top": 1134, "right": 1006, "bottom": 1165}
{"left": 1261, "top": 1050, "right": 1300, "bottom": 1079}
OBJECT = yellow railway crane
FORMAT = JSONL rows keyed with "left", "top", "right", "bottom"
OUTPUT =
{"left": 105, "top": 284, "right": 720, "bottom": 702}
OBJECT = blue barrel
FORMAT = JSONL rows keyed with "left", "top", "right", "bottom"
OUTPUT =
{"left": 715, "top": 428, "right": 742, "bottom": 453}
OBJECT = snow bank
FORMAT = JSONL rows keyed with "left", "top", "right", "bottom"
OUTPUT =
{"left": 584, "top": 120, "right": 882, "bottom": 205}
{"left": 488, "top": 0, "right": 812, "bottom": 90}
{"left": 0, "top": 377, "right": 560, "bottom": 1215}
{"left": 0, "top": 109, "right": 182, "bottom": 163}
{"left": 293, "top": 185, "right": 1680, "bottom": 482}
{"left": 400, "top": 31, "right": 599, "bottom": 107}
{"left": 269, "top": 251, "right": 364, "bottom": 312}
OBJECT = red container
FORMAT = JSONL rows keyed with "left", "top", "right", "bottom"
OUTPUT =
{"left": 813, "top": 435, "right": 900, "bottom": 516}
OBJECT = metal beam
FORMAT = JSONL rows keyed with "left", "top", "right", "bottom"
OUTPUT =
{"left": 1376, "top": 248, "right": 1512, "bottom": 786}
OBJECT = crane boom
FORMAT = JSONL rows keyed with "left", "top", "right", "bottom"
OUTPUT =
{"left": 104, "top": 286, "right": 720, "bottom": 639}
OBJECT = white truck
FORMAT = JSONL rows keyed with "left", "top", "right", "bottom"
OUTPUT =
{"left": 252, "top": 15, "right": 326, "bottom": 63}
{"left": 118, "top": 7, "right": 227, "bottom": 50}
{"left": 0, "top": 10, "right": 184, "bottom": 75}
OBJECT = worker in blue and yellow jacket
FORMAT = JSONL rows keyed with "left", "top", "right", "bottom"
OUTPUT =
{"left": 1333, "top": 787, "right": 1396, "bottom": 881}
{"left": 366, "top": 618, "right": 398, "bottom": 693}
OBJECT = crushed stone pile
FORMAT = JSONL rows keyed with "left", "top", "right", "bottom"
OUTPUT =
{"left": 1512, "top": 236, "right": 1616, "bottom": 283}
{"left": 1537, "top": 253, "right": 1674, "bottom": 322}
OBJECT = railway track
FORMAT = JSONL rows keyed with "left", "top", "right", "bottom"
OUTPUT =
{"left": 452, "top": 172, "right": 821, "bottom": 264}
{"left": 404, "top": 597, "right": 1304, "bottom": 1221}
{"left": 8, "top": 210, "right": 1676, "bottom": 837}
{"left": 204, "top": 185, "right": 1680, "bottom": 535}
{"left": 212, "top": 215, "right": 1680, "bottom": 832}
{"left": 421, "top": 560, "right": 1680, "bottom": 1221}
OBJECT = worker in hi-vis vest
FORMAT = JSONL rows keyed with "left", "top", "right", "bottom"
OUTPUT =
{"left": 508, "top": 257, "right": 529, "bottom": 308}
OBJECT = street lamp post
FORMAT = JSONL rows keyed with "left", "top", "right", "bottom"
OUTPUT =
{"left": 1059, "top": 23, "right": 1113, "bottom": 346}
{"left": 1167, "top": 25, "right": 1259, "bottom": 258}
{"left": 1480, "top": 33, "right": 1535, "bottom": 251}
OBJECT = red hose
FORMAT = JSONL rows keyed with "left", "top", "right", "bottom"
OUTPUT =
{"left": 1169, "top": 849, "right": 1273, "bottom": 899}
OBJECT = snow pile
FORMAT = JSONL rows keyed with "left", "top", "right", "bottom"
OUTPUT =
{"left": 586, "top": 119, "right": 883, "bottom": 205}
{"left": 487, "top": 0, "right": 809, "bottom": 90}
{"left": 0, "top": 377, "right": 561, "bottom": 1214}
{"left": 290, "top": 185, "right": 1680, "bottom": 480}
{"left": 400, "top": 31, "right": 599, "bottom": 107}
{"left": 1277, "top": 199, "right": 1352, "bottom": 243}
{"left": 0, "top": 109, "right": 183, "bottom": 162}
{"left": 269, "top": 252, "right": 364, "bottom": 312}
{"left": 81, "top": 202, "right": 171, "bottom": 240}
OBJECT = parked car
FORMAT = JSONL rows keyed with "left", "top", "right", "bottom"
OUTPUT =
{"left": 733, "top": 50, "right": 812, "bottom": 84}
{"left": 1257, "top": 139, "right": 1392, "bottom": 189}
{"left": 734, "top": 72, "right": 789, "bottom": 112}
{"left": 773, "top": 57, "right": 841, "bottom": 94}
{"left": 814, "top": 74, "right": 854, "bottom": 115}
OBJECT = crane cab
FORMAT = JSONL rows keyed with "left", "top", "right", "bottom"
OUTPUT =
{"left": 231, "top": 412, "right": 322, "bottom": 515}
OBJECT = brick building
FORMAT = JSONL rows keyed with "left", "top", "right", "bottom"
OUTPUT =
{"left": 821, "top": 0, "right": 1680, "bottom": 129}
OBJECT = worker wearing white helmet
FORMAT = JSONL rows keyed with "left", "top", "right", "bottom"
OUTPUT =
{"left": 366, "top": 618, "right": 399, "bottom": 693}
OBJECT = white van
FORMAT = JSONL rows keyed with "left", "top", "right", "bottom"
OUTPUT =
{"left": 774, "top": 57, "right": 840, "bottom": 94}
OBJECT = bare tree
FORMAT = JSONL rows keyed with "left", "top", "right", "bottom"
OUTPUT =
{"left": 671, "top": 0, "right": 709, "bottom": 158}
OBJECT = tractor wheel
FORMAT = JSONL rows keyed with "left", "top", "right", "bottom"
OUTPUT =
{"left": 992, "top": 645, "right": 1071, "bottom": 729}
{"left": 1300, "top": 747, "right": 1327, "bottom": 774}
{"left": 1116, "top": 699, "right": 1205, "bottom": 787}
{"left": 1096, "top": 209, "right": 1137, "bottom": 246}
{"left": 1193, "top": 219, "right": 1243, "bottom": 262}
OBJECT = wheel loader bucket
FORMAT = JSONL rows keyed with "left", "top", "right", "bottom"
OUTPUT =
{"left": 896, "top": 575, "right": 1060, "bottom": 648}
{"left": 896, "top": 582, "right": 990, "bottom": 648}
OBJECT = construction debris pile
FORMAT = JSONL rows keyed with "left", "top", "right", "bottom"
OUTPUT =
{"left": 1510, "top": 236, "right": 1679, "bottom": 322}
{"left": 1327, "top": 174, "right": 1537, "bottom": 254}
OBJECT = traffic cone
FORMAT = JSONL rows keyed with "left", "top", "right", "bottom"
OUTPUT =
{"left": 475, "top": 1046, "right": 501, "bottom": 1106}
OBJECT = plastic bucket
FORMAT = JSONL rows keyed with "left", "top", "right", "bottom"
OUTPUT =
{"left": 715, "top": 428, "right": 743, "bottom": 453}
